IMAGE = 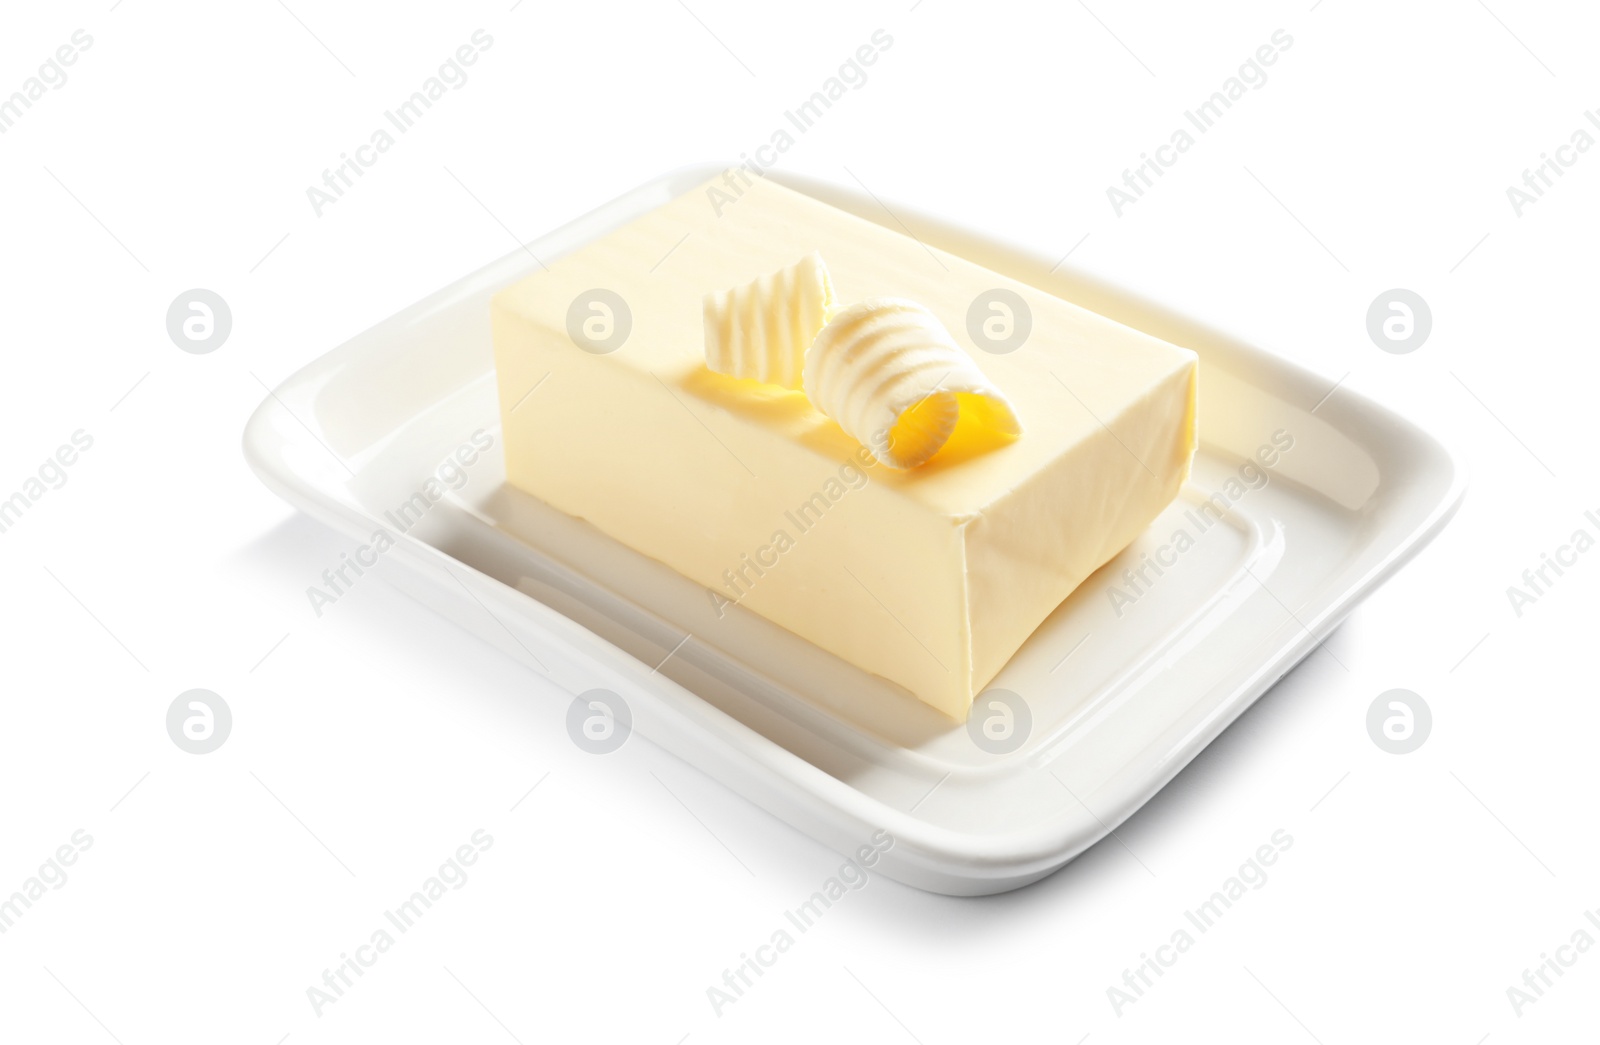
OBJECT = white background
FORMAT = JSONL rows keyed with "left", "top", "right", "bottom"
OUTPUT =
{"left": 2, "top": 0, "right": 1597, "bottom": 1041}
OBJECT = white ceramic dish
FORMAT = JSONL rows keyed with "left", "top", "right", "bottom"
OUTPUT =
{"left": 243, "top": 164, "right": 1465, "bottom": 896}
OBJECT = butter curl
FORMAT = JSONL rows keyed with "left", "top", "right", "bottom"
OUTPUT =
{"left": 702, "top": 252, "right": 834, "bottom": 390}
{"left": 803, "top": 298, "right": 1022, "bottom": 469}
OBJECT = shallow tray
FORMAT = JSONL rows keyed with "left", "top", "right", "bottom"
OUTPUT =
{"left": 243, "top": 164, "right": 1465, "bottom": 895}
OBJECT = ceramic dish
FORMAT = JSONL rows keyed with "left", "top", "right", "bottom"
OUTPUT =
{"left": 243, "top": 164, "right": 1466, "bottom": 895}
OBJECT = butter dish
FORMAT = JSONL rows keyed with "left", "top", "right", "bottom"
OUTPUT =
{"left": 243, "top": 164, "right": 1465, "bottom": 895}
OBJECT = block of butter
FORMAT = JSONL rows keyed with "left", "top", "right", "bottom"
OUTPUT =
{"left": 492, "top": 176, "right": 1196, "bottom": 720}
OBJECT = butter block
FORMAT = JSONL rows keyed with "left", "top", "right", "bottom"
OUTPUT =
{"left": 492, "top": 176, "right": 1197, "bottom": 720}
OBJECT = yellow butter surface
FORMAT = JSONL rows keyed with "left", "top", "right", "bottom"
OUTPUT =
{"left": 492, "top": 176, "right": 1197, "bottom": 720}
